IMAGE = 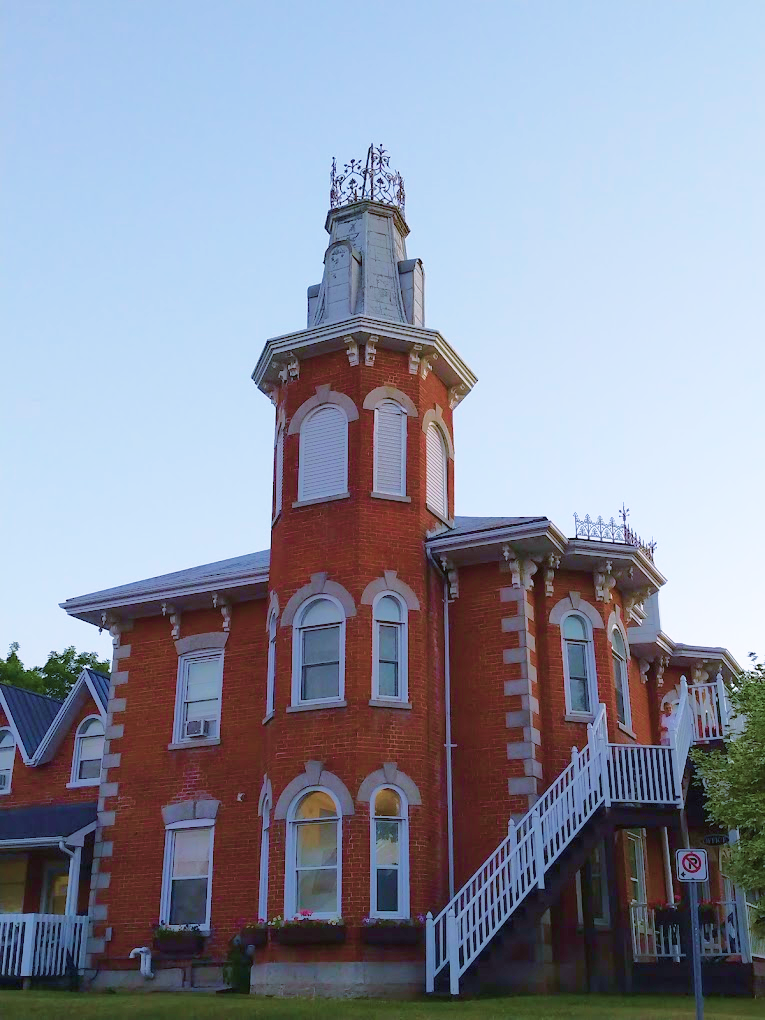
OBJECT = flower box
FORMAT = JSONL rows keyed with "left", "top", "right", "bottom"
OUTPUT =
{"left": 361, "top": 924, "right": 422, "bottom": 947}
{"left": 152, "top": 932, "right": 207, "bottom": 956}
{"left": 272, "top": 924, "right": 346, "bottom": 946}
{"left": 238, "top": 928, "right": 268, "bottom": 951}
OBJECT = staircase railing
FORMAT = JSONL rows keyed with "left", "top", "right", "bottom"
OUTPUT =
{"left": 426, "top": 685, "right": 694, "bottom": 995}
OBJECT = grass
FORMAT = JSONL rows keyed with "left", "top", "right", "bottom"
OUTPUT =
{"left": 0, "top": 992, "right": 762, "bottom": 1020}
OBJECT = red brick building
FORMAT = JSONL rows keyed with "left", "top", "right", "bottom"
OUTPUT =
{"left": 1, "top": 149, "right": 759, "bottom": 996}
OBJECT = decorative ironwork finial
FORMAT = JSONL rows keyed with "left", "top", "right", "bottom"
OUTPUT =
{"left": 573, "top": 511, "right": 657, "bottom": 562}
{"left": 329, "top": 144, "right": 405, "bottom": 216}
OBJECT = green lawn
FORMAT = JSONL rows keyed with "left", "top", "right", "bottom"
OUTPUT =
{"left": 0, "top": 992, "right": 762, "bottom": 1020}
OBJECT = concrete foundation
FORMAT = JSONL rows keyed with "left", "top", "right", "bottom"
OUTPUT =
{"left": 251, "top": 961, "right": 423, "bottom": 998}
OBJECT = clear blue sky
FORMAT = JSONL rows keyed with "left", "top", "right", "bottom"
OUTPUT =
{"left": 2, "top": 1, "right": 762, "bottom": 671}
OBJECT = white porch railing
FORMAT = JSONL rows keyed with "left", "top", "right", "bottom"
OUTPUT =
{"left": 0, "top": 914, "right": 88, "bottom": 978}
{"left": 688, "top": 679, "right": 729, "bottom": 743}
{"left": 426, "top": 683, "right": 694, "bottom": 995}
{"left": 630, "top": 900, "right": 741, "bottom": 960}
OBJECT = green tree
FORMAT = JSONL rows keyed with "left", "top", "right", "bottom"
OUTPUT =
{"left": 691, "top": 656, "right": 765, "bottom": 924}
{"left": 0, "top": 643, "right": 110, "bottom": 701}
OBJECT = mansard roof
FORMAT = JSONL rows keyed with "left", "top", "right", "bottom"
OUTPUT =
{"left": 0, "top": 684, "right": 63, "bottom": 760}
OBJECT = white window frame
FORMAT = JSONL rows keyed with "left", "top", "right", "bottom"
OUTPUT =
{"left": 298, "top": 403, "right": 348, "bottom": 503}
{"left": 371, "top": 592, "right": 409, "bottom": 704}
{"left": 369, "top": 785, "right": 410, "bottom": 919}
{"left": 258, "top": 797, "right": 271, "bottom": 922}
{"left": 373, "top": 399, "right": 407, "bottom": 497}
{"left": 0, "top": 728, "right": 15, "bottom": 796}
{"left": 291, "top": 594, "right": 346, "bottom": 707}
{"left": 626, "top": 829, "right": 647, "bottom": 904}
{"left": 284, "top": 787, "right": 342, "bottom": 920}
{"left": 274, "top": 421, "right": 284, "bottom": 518}
{"left": 610, "top": 625, "right": 633, "bottom": 731}
{"left": 160, "top": 818, "right": 215, "bottom": 932}
{"left": 172, "top": 649, "right": 225, "bottom": 745}
{"left": 425, "top": 422, "right": 449, "bottom": 521}
{"left": 69, "top": 714, "right": 105, "bottom": 788}
{"left": 265, "top": 610, "right": 277, "bottom": 722}
{"left": 560, "top": 611, "right": 598, "bottom": 720}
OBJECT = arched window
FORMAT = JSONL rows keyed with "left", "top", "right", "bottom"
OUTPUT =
{"left": 258, "top": 792, "right": 271, "bottom": 922}
{"left": 370, "top": 787, "right": 409, "bottom": 918}
{"left": 292, "top": 596, "right": 345, "bottom": 705}
{"left": 611, "top": 628, "right": 632, "bottom": 729}
{"left": 298, "top": 404, "right": 348, "bottom": 502}
{"left": 71, "top": 716, "right": 104, "bottom": 786}
{"left": 274, "top": 421, "right": 284, "bottom": 517}
{"left": 265, "top": 610, "right": 277, "bottom": 720}
{"left": 373, "top": 399, "right": 407, "bottom": 497}
{"left": 372, "top": 593, "right": 408, "bottom": 703}
{"left": 286, "top": 789, "right": 341, "bottom": 918}
{"left": 425, "top": 422, "right": 448, "bottom": 520}
{"left": 562, "top": 613, "right": 597, "bottom": 717}
{"left": 0, "top": 729, "right": 15, "bottom": 795}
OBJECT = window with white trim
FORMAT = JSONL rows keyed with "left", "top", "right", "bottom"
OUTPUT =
{"left": 258, "top": 797, "right": 271, "bottom": 922}
{"left": 611, "top": 629, "right": 632, "bottom": 729}
{"left": 373, "top": 399, "right": 407, "bottom": 496}
{"left": 562, "top": 613, "right": 597, "bottom": 717}
{"left": 70, "top": 716, "right": 104, "bottom": 786}
{"left": 292, "top": 596, "right": 345, "bottom": 705}
{"left": 160, "top": 820, "right": 215, "bottom": 929}
{"left": 173, "top": 650, "right": 224, "bottom": 743}
{"left": 370, "top": 787, "right": 409, "bottom": 918}
{"left": 274, "top": 421, "right": 284, "bottom": 517}
{"left": 286, "top": 789, "right": 341, "bottom": 918}
{"left": 0, "top": 729, "right": 15, "bottom": 795}
{"left": 372, "top": 593, "right": 408, "bottom": 703}
{"left": 425, "top": 422, "right": 448, "bottom": 519}
{"left": 626, "top": 829, "right": 647, "bottom": 904}
{"left": 265, "top": 611, "right": 277, "bottom": 719}
{"left": 298, "top": 404, "right": 348, "bottom": 502}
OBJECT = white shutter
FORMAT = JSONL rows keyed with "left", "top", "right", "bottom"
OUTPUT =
{"left": 374, "top": 400, "right": 406, "bottom": 495}
{"left": 274, "top": 425, "right": 284, "bottom": 515}
{"left": 426, "top": 423, "right": 448, "bottom": 518}
{"left": 299, "top": 404, "right": 348, "bottom": 501}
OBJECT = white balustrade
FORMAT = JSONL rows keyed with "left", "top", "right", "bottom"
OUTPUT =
{"left": 426, "top": 689, "right": 697, "bottom": 995}
{"left": 687, "top": 681, "right": 729, "bottom": 743}
{"left": 630, "top": 901, "right": 741, "bottom": 961}
{"left": 0, "top": 914, "right": 87, "bottom": 978}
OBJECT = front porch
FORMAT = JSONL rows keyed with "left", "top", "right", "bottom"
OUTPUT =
{"left": 0, "top": 802, "right": 96, "bottom": 982}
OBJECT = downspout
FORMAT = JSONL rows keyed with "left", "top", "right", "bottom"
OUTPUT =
{"left": 428, "top": 548, "right": 455, "bottom": 899}
{"left": 57, "top": 840, "right": 80, "bottom": 916}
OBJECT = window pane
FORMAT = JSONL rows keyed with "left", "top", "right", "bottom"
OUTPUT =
{"left": 302, "top": 663, "right": 339, "bottom": 701}
{"left": 48, "top": 874, "right": 68, "bottom": 915}
{"left": 303, "top": 626, "right": 340, "bottom": 665}
{"left": 297, "top": 868, "right": 337, "bottom": 913}
{"left": 571, "top": 676, "right": 590, "bottom": 714}
{"left": 376, "top": 869, "right": 399, "bottom": 913}
{"left": 0, "top": 731, "right": 13, "bottom": 748}
{"left": 612, "top": 630, "right": 626, "bottom": 657}
{"left": 375, "top": 820, "right": 400, "bottom": 866}
{"left": 172, "top": 829, "right": 210, "bottom": 879}
{"left": 564, "top": 615, "right": 587, "bottom": 640}
{"left": 297, "top": 821, "right": 337, "bottom": 868}
{"left": 79, "top": 757, "right": 101, "bottom": 780}
{"left": 0, "top": 746, "right": 14, "bottom": 770}
{"left": 374, "top": 789, "right": 401, "bottom": 817}
{"left": 378, "top": 661, "right": 399, "bottom": 699}
{"left": 185, "top": 699, "right": 220, "bottom": 722}
{"left": 567, "top": 643, "right": 587, "bottom": 680}
{"left": 614, "top": 657, "right": 626, "bottom": 723}
{"left": 81, "top": 719, "right": 103, "bottom": 737}
{"left": 169, "top": 877, "right": 208, "bottom": 925}
{"left": 0, "top": 857, "right": 27, "bottom": 914}
{"left": 186, "top": 658, "right": 221, "bottom": 696}
{"left": 301, "top": 598, "right": 342, "bottom": 627}
{"left": 296, "top": 791, "right": 337, "bottom": 820}
{"left": 376, "top": 596, "right": 401, "bottom": 623}
{"left": 379, "top": 624, "right": 399, "bottom": 662}
{"left": 79, "top": 733, "right": 104, "bottom": 762}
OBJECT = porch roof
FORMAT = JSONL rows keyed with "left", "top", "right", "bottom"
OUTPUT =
{"left": 0, "top": 801, "right": 97, "bottom": 848}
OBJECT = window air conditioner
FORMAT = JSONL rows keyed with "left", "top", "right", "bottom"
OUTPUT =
{"left": 185, "top": 719, "right": 211, "bottom": 739}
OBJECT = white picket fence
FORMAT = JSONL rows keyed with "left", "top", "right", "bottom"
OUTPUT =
{"left": 426, "top": 682, "right": 695, "bottom": 994}
{"left": 630, "top": 900, "right": 741, "bottom": 960}
{"left": 0, "top": 914, "right": 87, "bottom": 978}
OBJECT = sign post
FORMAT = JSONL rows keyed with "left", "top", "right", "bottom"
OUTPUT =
{"left": 676, "top": 848, "right": 708, "bottom": 1020}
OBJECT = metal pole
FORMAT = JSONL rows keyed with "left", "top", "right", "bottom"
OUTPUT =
{"left": 689, "top": 881, "right": 704, "bottom": 1020}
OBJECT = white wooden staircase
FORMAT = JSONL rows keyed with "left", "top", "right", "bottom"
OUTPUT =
{"left": 425, "top": 677, "right": 716, "bottom": 995}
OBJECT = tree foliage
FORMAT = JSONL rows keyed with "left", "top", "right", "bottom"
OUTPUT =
{"left": 0, "top": 642, "right": 110, "bottom": 701}
{"left": 691, "top": 657, "right": 765, "bottom": 917}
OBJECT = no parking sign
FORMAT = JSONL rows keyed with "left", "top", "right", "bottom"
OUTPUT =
{"left": 676, "top": 848, "right": 708, "bottom": 882}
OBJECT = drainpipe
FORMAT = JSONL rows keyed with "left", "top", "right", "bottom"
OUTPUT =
{"left": 428, "top": 549, "right": 455, "bottom": 899}
{"left": 57, "top": 840, "right": 81, "bottom": 917}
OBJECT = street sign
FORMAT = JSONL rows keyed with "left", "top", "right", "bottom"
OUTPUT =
{"left": 703, "top": 834, "right": 729, "bottom": 846}
{"left": 676, "top": 848, "right": 708, "bottom": 882}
